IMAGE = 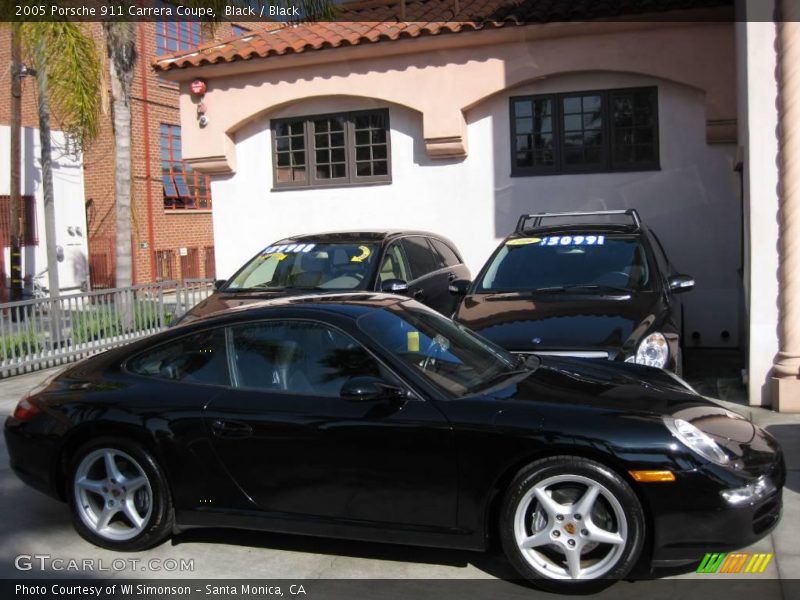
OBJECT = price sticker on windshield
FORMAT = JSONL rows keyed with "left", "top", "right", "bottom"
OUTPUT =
{"left": 539, "top": 235, "right": 605, "bottom": 246}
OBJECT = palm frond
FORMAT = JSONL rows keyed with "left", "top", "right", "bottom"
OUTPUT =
{"left": 19, "top": 21, "right": 103, "bottom": 151}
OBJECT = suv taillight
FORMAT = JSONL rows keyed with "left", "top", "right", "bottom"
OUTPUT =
{"left": 13, "top": 398, "right": 41, "bottom": 421}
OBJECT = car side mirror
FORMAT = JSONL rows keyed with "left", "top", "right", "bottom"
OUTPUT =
{"left": 340, "top": 376, "right": 407, "bottom": 402}
{"left": 668, "top": 274, "right": 695, "bottom": 293}
{"left": 214, "top": 279, "right": 227, "bottom": 291}
{"left": 448, "top": 279, "right": 471, "bottom": 296}
{"left": 380, "top": 279, "right": 409, "bottom": 294}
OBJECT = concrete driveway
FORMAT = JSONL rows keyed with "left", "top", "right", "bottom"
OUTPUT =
{"left": 1, "top": 366, "right": 798, "bottom": 599}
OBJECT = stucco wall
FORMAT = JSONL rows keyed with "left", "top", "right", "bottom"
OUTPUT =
{"left": 0, "top": 125, "right": 89, "bottom": 291}
{"left": 211, "top": 72, "right": 739, "bottom": 347}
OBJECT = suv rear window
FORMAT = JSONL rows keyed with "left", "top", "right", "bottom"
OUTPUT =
{"left": 478, "top": 234, "right": 652, "bottom": 292}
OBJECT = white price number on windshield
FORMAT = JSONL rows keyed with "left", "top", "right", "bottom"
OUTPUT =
{"left": 539, "top": 235, "right": 605, "bottom": 246}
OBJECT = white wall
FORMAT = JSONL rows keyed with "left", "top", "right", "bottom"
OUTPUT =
{"left": 0, "top": 125, "right": 89, "bottom": 293}
{"left": 211, "top": 72, "right": 740, "bottom": 347}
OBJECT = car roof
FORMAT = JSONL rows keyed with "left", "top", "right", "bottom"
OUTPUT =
{"left": 175, "top": 292, "right": 408, "bottom": 328}
{"left": 272, "top": 230, "right": 446, "bottom": 244}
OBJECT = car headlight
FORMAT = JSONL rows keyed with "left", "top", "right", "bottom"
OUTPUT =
{"left": 633, "top": 331, "right": 669, "bottom": 368}
{"left": 664, "top": 417, "right": 730, "bottom": 466}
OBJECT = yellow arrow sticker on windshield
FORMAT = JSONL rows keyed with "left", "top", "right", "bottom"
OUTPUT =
{"left": 506, "top": 237, "right": 541, "bottom": 246}
{"left": 351, "top": 245, "right": 372, "bottom": 262}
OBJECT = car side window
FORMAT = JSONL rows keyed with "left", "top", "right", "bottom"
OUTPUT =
{"left": 401, "top": 236, "right": 439, "bottom": 280}
{"left": 378, "top": 242, "right": 410, "bottom": 284}
{"left": 127, "top": 329, "right": 229, "bottom": 386}
{"left": 228, "top": 320, "right": 395, "bottom": 397}
{"left": 429, "top": 238, "right": 461, "bottom": 268}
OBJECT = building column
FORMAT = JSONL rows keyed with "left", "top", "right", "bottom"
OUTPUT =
{"left": 772, "top": 0, "right": 800, "bottom": 411}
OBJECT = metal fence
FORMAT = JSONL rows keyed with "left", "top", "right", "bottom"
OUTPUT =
{"left": 0, "top": 278, "right": 214, "bottom": 378}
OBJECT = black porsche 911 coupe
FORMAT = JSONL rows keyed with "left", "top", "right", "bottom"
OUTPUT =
{"left": 5, "top": 294, "right": 784, "bottom": 591}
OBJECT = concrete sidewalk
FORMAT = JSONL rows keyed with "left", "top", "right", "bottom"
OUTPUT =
{"left": 0, "top": 366, "right": 797, "bottom": 595}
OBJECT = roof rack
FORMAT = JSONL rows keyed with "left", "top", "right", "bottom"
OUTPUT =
{"left": 515, "top": 209, "right": 641, "bottom": 234}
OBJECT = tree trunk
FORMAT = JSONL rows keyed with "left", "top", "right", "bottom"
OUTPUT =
{"left": 108, "top": 55, "right": 132, "bottom": 291}
{"left": 35, "top": 39, "right": 61, "bottom": 300}
{"left": 9, "top": 25, "right": 23, "bottom": 302}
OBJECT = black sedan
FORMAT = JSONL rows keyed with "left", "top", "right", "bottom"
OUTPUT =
{"left": 453, "top": 210, "right": 694, "bottom": 373}
{"left": 179, "top": 230, "right": 470, "bottom": 323}
{"left": 5, "top": 294, "right": 784, "bottom": 591}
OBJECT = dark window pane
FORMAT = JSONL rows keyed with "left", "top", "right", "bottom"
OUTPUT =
{"left": 356, "top": 146, "right": 371, "bottom": 161}
{"left": 291, "top": 136, "right": 305, "bottom": 151}
{"left": 355, "top": 130, "right": 370, "bottom": 145}
{"left": 292, "top": 151, "right": 305, "bottom": 166}
{"left": 431, "top": 239, "right": 460, "bottom": 267}
{"left": 174, "top": 174, "right": 190, "bottom": 196}
{"left": 276, "top": 138, "right": 289, "bottom": 152}
{"left": 583, "top": 95, "right": 601, "bottom": 111}
{"left": 564, "top": 148, "right": 582, "bottom": 165}
{"left": 371, "top": 130, "right": 386, "bottom": 144}
{"left": 514, "top": 100, "right": 532, "bottom": 117}
{"left": 274, "top": 123, "right": 290, "bottom": 136}
{"left": 564, "top": 115, "right": 582, "bottom": 131}
{"left": 516, "top": 135, "right": 531, "bottom": 152}
{"left": 356, "top": 162, "right": 371, "bottom": 176}
{"left": 128, "top": 330, "right": 229, "bottom": 385}
{"left": 331, "top": 132, "right": 345, "bottom": 147}
{"left": 314, "top": 119, "right": 329, "bottom": 133}
{"left": 162, "top": 175, "right": 178, "bottom": 197}
{"left": 332, "top": 163, "right": 347, "bottom": 178}
{"left": 317, "top": 165, "right": 331, "bottom": 179}
{"left": 276, "top": 152, "right": 290, "bottom": 167}
{"left": 401, "top": 237, "right": 438, "bottom": 279}
{"left": 516, "top": 117, "right": 533, "bottom": 133}
{"left": 563, "top": 96, "right": 581, "bottom": 113}
{"left": 355, "top": 115, "right": 370, "bottom": 130}
{"left": 315, "top": 134, "right": 329, "bottom": 148}
{"left": 373, "top": 160, "right": 388, "bottom": 175}
{"left": 331, "top": 148, "right": 346, "bottom": 162}
{"left": 316, "top": 149, "right": 330, "bottom": 164}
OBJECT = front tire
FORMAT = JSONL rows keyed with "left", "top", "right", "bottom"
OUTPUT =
{"left": 499, "top": 456, "right": 645, "bottom": 591}
{"left": 67, "top": 438, "right": 173, "bottom": 551}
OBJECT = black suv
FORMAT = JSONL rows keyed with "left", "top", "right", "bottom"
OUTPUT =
{"left": 179, "top": 231, "right": 470, "bottom": 323}
{"left": 452, "top": 210, "right": 694, "bottom": 373}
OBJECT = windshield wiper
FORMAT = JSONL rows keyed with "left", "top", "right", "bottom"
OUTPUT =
{"left": 225, "top": 286, "right": 285, "bottom": 292}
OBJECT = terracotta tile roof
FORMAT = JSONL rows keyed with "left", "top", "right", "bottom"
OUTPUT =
{"left": 153, "top": 0, "right": 732, "bottom": 72}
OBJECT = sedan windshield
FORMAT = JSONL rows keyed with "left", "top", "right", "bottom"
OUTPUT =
{"left": 358, "top": 301, "right": 526, "bottom": 397}
{"left": 227, "top": 242, "right": 379, "bottom": 291}
{"left": 478, "top": 234, "right": 651, "bottom": 293}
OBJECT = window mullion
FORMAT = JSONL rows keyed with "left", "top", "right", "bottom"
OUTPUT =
{"left": 346, "top": 115, "right": 354, "bottom": 185}
{"left": 306, "top": 119, "right": 315, "bottom": 187}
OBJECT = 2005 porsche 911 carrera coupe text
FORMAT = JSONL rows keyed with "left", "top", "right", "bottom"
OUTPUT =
{"left": 4, "top": 294, "right": 785, "bottom": 591}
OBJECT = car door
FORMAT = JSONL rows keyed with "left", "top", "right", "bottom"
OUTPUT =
{"left": 400, "top": 236, "right": 450, "bottom": 314}
{"left": 202, "top": 318, "right": 457, "bottom": 528}
{"left": 429, "top": 237, "right": 471, "bottom": 315}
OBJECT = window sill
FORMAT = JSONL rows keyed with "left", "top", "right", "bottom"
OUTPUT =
{"left": 270, "top": 180, "right": 392, "bottom": 193}
{"left": 164, "top": 209, "right": 213, "bottom": 214}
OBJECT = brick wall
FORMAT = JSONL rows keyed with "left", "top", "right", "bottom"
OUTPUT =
{"left": 2, "top": 22, "right": 254, "bottom": 286}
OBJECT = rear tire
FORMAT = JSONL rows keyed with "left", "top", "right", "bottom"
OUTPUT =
{"left": 499, "top": 456, "right": 645, "bottom": 592}
{"left": 67, "top": 437, "right": 173, "bottom": 551}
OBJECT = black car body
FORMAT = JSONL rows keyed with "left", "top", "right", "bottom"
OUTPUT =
{"left": 5, "top": 294, "right": 783, "bottom": 590}
{"left": 454, "top": 210, "right": 694, "bottom": 373}
{"left": 180, "top": 231, "right": 469, "bottom": 323}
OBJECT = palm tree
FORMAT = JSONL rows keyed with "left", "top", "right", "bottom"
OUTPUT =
{"left": 18, "top": 22, "right": 102, "bottom": 300}
{"left": 103, "top": 1, "right": 335, "bottom": 292}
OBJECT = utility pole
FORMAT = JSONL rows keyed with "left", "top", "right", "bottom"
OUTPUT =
{"left": 9, "top": 25, "right": 23, "bottom": 302}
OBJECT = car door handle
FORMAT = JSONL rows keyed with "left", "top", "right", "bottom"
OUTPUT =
{"left": 448, "top": 272, "right": 457, "bottom": 281}
{"left": 211, "top": 419, "right": 253, "bottom": 438}
{"left": 412, "top": 289, "right": 424, "bottom": 299}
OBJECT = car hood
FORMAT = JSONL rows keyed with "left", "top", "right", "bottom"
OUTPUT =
{"left": 491, "top": 356, "right": 781, "bottom": 472}
{"left": 455, "top": 291, "right": 662, "bottom": 353}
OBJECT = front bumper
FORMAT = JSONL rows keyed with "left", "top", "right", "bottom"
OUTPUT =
{"left": 647, "top": 458, "right": 785, "bottom": 565}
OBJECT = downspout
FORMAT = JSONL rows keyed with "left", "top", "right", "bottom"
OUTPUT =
{"left": 138, "top": 22, "right": 156, "bottom": 282}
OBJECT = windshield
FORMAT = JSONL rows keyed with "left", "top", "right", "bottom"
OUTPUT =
{"left": 478, "top": 234, "right": 651, "bottom": 292}
{"left": 358, "top": 301, "right": 525, "bottom": 397}
{"left": 227, "top": 242, "right": 379, "bottom": 291}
